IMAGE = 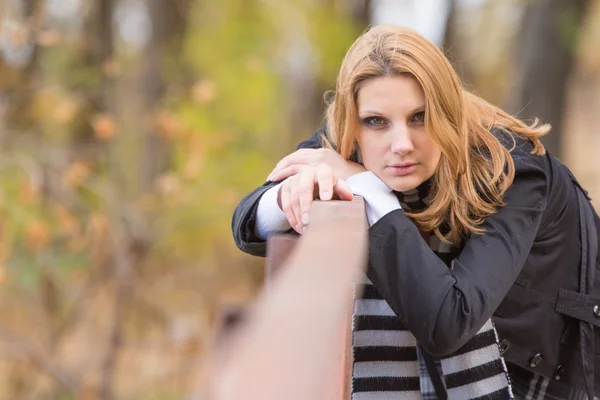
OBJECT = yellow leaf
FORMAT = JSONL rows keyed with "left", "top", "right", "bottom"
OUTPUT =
{"left": 88, "top": 213, "right": 109, "bottom": 238}
{"left": 245, "top": 55, "right": 264, "bottom": 72}
{"left": 32, "top": 87, "right": 60, "bottom": 122}
{"left": 182, "top": 156, "right": 205, "bottom": 180}
{"left": 191, "top": 80, "right": 217, "bottom": 105}
{"left": 36, "top": 29, "right": 62, "bottom": 47}
{"left": 25, "top": 219, "right": 51, "bottom": 253}
{"left": 155, "top": 111, "right": 185, "bottom": 140}
{"left": 209, "top": 129, "right": 236, "bottom": 150}
{"left": 102, "top": 59, "right": 122, "bottom": 78}
{"left": 54, "top": 204, "right": 80, "bottom": 236}
{"left": 155, "top": 173, "right": 181, "bottom": 195}
{"left": 54, "top": 99, "right": 78, "bottom": 124}
{"left": 19, "top": 176, "right": 39, "bottom": 205}
{"left": 89, "top": 213, "right": 108, "bottom": 236}
{"left": 182, "top": 133, "right": 206, "bottom": 179}
{"left": 91, "top": 113, "right": 118, "bottom": 141}
{"left": 63, "top": 161, "right": 91, "bottom": 189}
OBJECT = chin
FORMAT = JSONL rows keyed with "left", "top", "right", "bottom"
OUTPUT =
{"left": 385, "top": 176, "right": 424, "bottom": 192}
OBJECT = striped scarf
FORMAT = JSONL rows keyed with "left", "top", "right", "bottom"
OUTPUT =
{"left": 351, "top": 182, "right": 514, "bottom": 399}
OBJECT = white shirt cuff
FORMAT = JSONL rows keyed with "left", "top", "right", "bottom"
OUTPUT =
{"left": 345, "top": 171, "right": 402, "bottom": 226}
{"left": 254, "top": 183, "right": 292, "bottom": 240}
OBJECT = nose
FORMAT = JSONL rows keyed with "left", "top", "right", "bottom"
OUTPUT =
{"left": 390, "top": 125, "right": 414, "bottom": 155}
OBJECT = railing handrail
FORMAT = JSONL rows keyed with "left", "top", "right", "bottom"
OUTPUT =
{"left": 209, "top": 197, "right": 367, "bottom": 399}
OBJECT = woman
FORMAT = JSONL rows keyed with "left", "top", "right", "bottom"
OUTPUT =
{"left": 231, "top": 25, "right": 600, "bottom": 399}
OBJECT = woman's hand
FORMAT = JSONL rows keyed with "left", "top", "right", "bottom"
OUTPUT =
{"left": 267, "top": 148, "right": 366, "bottom": 182}
{"left": 278, "top": 164, "right": 354, "bottom": 233}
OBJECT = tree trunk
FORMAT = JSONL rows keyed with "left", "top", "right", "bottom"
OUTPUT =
{"left": 562, "top": 0, "right": 600, "bottom": 210}
{"left": 351, "top": 0, "right": 372, "bottom": 26}
{"left": 441, "top": 0, "right": 457, "bottom": 51}
{"left": 138, "top": 0, "right": 190, "bottom": 193}
{"left": 1, "top": 0, "right": 42, "bottom": 132}
{"left": 285, "top": 0, "right": 371, "bottom": 148}
{"left": 506, "top": 0, "right": 590, "bottom": 158}
{"left": 441, "top": 0, "right": 468, "bottom": 77}
{"left": 69, "top": 0, "right": 115, "bottom": 161}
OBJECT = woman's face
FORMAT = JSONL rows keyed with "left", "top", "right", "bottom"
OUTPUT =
{"left": 356, "top": 75, "right": 442, "bottom": 192}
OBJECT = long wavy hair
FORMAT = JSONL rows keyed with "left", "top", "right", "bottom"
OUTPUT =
{"left": 324, "top": 24, "right": 550, "bottom": 245}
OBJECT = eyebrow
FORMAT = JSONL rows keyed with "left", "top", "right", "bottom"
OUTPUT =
{"left": 410, "top": 104, "right": 426, "bottom": 114}
{"left": 358, "top": 109, "right": 383, "bottom": 116}
{"left": 358, "top": 104, "right": 426, "bottom": 116}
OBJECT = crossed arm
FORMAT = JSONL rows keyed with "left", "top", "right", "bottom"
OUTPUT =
{"left": 232, "top": 128, "right": 548, "bottom": 356}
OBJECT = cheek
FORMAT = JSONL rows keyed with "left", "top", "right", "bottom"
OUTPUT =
{"left": 429, "top": 150, "right": 442, "bottom": 173}
{"left": 360, "top": 143, "right": 387, "bottom": 170}
{"left": 418, "top": 136, "right": 442, "bottom": 167}
{"left": 357, "top": 136, "right": 381, "bottom": 164}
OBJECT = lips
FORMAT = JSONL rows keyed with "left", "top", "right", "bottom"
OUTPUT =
{"left": 389, "top": 163, "right": 416, "bottom": 168}
{"left": 387, "top": 163, "right": 417, "bottom": 176}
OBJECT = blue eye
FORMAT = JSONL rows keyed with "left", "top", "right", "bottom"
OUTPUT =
{"left": 363, "top": 116, "right": 387, "bottom": 127}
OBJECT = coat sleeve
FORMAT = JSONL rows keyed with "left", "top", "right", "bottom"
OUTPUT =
{"left": 231, "top": 127, "right": 326, "bottom": 257}
{"left": 367, "top": 143, "right": 549, "bottom": 356}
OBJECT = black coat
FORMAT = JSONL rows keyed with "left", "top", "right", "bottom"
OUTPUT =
{"left": 231, "top": 128, "right": 600, "bottom": 397}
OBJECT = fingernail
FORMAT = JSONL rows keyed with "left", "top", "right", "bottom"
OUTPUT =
{"left": 302, "top": 226, "right": 307, "bottom": 234}
{"left": 302, "top": 213, "right": 310, "bottom": 225}
{"left": 321, "top": 190, "right": 330, "bottom": 200}
{"left": 296, "top": 224, "right": 303, "bottom": 233}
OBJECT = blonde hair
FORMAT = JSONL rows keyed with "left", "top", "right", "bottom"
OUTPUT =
{"left": 324, "top": 24, "right": 550, "bottom": 245}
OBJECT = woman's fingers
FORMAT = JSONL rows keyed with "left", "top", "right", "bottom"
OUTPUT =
{"left": 289, "top": 175, "right": 306, "bottom": 233}
{"left": 281, "top": 165, "right": 354, "bottom": 234}
{"left": 333, "top": 176, "right": 354, "bottom": 201}
{"left": 268, "top": 149, "right": 316, "bottom": 181}
{"left": 266, "top": 148, "right": 365, "bottom": 182}
{"left": 280, "top": 180, "right": 299, "bottom": 233}
{"left": 268, "top": 164, "right": 301, "bottom": 182}
{"left": 296, "top": 170, "right": 316, "bottom": 229}
{"left": 316, "top": 164, "right": 335, "bottom": 201}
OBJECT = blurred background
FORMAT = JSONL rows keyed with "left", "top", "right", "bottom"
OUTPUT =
{"left": 0, "top": 0, "right": 598, "bottom": 398}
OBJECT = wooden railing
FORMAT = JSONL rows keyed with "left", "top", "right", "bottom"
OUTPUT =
{"left": 207, "top": 197, "right": 368, "bottom": 399}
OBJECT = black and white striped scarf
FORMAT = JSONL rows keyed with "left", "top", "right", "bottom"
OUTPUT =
{"left": 351, "top": 181, "right": 514, "bottom": 399}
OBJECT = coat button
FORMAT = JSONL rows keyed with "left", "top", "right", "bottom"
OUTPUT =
{"left": 553, "top": 365, "right": 564, "bottom": 381}
{"left": 499, "top": 339, "right": 510, "bottom": 355}
{"left": 529, "top": 353, "right": 544, "bottom": 368}
{"left": 594, "top": 305, "right": 600, "bottom": 317}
